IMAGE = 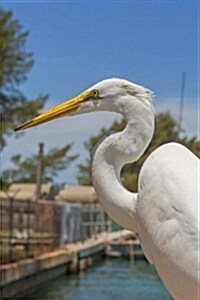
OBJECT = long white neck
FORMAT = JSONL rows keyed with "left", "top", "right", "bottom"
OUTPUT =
{"left": 91, "top": 98, "right": 154, "bottom": 232}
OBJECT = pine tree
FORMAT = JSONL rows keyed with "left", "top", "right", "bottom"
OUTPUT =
{"left": 0, "top": 9, "right": 47, "bottom": 148}
{"left": 2, "top": 144, "right": 78, "bottom": 189}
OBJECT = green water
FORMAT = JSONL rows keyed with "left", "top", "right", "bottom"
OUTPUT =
{"left": 24, "top": 258, "right": 171, "bottom": 300}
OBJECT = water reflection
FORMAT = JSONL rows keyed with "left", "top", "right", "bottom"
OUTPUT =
{"left": 24, "top": 258, "right": 171, "bottom": 300}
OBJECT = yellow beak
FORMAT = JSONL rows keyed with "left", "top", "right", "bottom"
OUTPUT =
{"left": 14, "top": 91, "right": 89, "bottom": 131}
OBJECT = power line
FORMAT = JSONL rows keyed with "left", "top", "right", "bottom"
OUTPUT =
{"left": 178, "top": 71, "right": 186, "bottom": 135}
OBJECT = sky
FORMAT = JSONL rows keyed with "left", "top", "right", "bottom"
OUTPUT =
{"left": 2, "top": 0, "right": 199, "bottom": 185}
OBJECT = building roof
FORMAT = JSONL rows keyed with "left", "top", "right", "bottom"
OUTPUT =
{"left": 57, "top": 185, "right": 97, "bottom": 203}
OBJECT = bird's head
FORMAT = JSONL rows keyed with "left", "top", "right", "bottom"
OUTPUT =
{"left": 15, "top": 78, "right": 153, "bottom": 131}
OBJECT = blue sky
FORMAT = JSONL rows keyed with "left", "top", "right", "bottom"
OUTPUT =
{"left": 2, "top": 0, "right": 199, "bottom": 184}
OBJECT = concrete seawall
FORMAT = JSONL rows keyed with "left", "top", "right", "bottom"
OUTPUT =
{"left": 1, "top": 230, "right": 133, "bottom": 299}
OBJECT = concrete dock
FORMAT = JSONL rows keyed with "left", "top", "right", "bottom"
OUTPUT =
{"left": 1, "top": 230, "right": 138, "bottom": 299}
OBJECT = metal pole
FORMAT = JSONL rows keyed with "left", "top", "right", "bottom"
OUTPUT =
{"left": 89, "top": 204, "right": 93, "bottom": 237}
{"left": 178, "top": 72, "right": 186, "bottom": 135}
{"left": 35, "top": 143, "right": 44, "bottom": 201}
{"left": 9, "top": 196, "right": 14, "bottom": 262}
{"left": 100, "top": 207, "right": 106, "bottom": 233}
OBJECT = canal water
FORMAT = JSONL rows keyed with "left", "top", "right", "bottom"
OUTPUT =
{"left": 24, "top": 258, "right": 171, "bottom": 300}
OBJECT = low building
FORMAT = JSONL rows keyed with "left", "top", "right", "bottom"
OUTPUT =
{"left": 7, "top": 183, "right": 54, "bottom": 201}
{"left": 0, "top": 190, "right": 8, "bottom": 200}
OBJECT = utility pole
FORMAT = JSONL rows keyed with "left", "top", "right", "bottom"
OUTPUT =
{"left": 178, "top": 72, "right": 186, "bottom": 136}
{"left": 35, "top": 143, "right": 44, "bottom": 201}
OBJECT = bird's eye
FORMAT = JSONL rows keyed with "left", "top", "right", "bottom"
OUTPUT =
{"left": 91, "top": 89, "right": 99, "bottom": 98}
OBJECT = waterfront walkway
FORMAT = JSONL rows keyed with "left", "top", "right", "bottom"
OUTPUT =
{"left": 1, "top": 230, "right": 135, "bottom": 299}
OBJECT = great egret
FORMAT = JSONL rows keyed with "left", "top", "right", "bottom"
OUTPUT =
{"left": 15, "top": 78, "right": 199, "bottom": 300}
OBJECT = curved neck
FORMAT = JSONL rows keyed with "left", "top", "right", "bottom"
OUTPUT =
{"left": 92, "top": 99, "right": 154, "bottom": 232}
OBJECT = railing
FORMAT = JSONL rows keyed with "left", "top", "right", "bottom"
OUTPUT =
{"left": 1, "top": 198, "right": 119, "bottom": 264}
{"left": 81, "top": 204, "right": 112, "bottom": 240}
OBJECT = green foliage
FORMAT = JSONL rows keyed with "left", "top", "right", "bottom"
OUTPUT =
{"left": 0, "top": 9, "right": 47, "bottom": 148}
{"left": 77, "top": 112, "right": 200, "bottom": 191}
{"left": 2, "top": 144, "right": 78, "bottom": 188}
{"left": 77, "top": 127, "right": 111, "bottom": 185}
{"left": 0, "top": 9, "right": 32, "bottom": 88}
{"left": 77, "top": 162, "right": 92, "bottom": 186}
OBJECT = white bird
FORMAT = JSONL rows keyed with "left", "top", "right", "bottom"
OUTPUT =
{"left": 15, "top": 78, "right": 199, "bottom": 300}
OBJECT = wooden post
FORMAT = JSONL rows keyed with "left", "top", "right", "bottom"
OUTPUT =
{"left": 35, "top": 143, "right": 44, "bottom": 201}
{"left": 26, "top": 200, "right": 31, "bottom": 258}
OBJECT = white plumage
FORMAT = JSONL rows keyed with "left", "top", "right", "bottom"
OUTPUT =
{"left": 16, "top": 78, "right": 200, "bottom": 300}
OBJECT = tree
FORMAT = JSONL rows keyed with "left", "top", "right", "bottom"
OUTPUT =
{"left": 77, "top": 112, "right": 200, "bottom": 191}
{"left": 77, "top": 127, "right": 109, "bottom": 185}
{"left": 0, "top": 8, "right": 47, "bottom": 148}
{"left": 2, "top": 144, "right": 78, "bottom": 189}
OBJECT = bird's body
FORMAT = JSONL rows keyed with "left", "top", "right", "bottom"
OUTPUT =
{"left": 138, "top": 143, "right": 199, "bottom": 300}
{"left": 15, "top": 78, "right": 200, "bottom": 300}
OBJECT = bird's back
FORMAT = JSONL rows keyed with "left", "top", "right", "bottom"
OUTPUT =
{"left": 137, "top": 142, "right": 199, "bottom": 300}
